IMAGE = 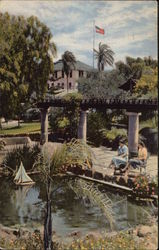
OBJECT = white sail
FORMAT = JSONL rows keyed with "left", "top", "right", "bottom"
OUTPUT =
{"left": 14, "top": 162, "right": 34, "bottom": 185}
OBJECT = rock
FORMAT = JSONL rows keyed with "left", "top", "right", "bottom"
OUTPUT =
{"left": 34, "top": 229, "right": 40, "bottom": 234}
{"left": 132, "top": 235, "right": 141, "bottom": 244}
{"left": 149, "top": 235, "right": 158, "bottom": 246}
{"left": 85, "top": 231, "right": 101, "bottom": 240}
{"left": 145, "top": 242, "right": 157, "bottom": 250}
{"left": 115, "top": 176, "right": 120, "bottom": 183}
{"left": 69, "top": 231, "right": 81, "bottom": 237}
{"left": 151, "top": 224, "right": 157, "bottom": 233}
{"left": 93, "top": 171, "right": 103, "bottom": 180}
{"left": 105, "top": 231, "right": 118, "bottom": 238}
{"left": 127, "top": 178, "right": 134, "bottom": 188}
{"left": 72, "top": 166, "right": 84, "bottom": 175}
{"left": 137, "top": 225, "right": 153, "bottom": 237}
{"left": 114, "top": 170, "right": 120, "bottom": 175}
{"left": 84, "top": 169, "right": 92, "bottom": 177}
{"left": 1, "top": 226, "right": 19, "bottom": 236}
{"left": 132, "top": 228, "right": 138, "bottom": 235}
{"left": 104, "top": 174, "right": 110, "bottom": 182}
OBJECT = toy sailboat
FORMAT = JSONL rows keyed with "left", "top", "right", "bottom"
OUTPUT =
{"left": 14, "top": 161, "right": 35, "bottom": 186}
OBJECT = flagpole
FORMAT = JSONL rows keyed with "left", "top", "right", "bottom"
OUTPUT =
{"left": 93, "top": 20, "right": 95, "bottom": 68}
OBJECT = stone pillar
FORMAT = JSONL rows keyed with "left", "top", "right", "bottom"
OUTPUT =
{"left": 40, "top": 108, "right": 48, "bottom": 145}
{"left": 126, "top": 112, "right": 141, "bottom": 157}
{"left": 78, "top": 110, "right": 87, "bottom": 141}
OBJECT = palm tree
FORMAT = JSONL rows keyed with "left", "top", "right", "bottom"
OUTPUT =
{"left": 94, "top": 42, "right": 115, "bottom": 71}
{"left": 62, "top": 51, "right": 76, "bottom": 92}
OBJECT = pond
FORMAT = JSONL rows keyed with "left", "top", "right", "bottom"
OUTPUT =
{"left": 0, "top": 176, "right": 152, "bottom": 243}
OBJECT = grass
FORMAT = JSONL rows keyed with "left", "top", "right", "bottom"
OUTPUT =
{"left": 0, "top": 122, "right": 42, "bottom": 135}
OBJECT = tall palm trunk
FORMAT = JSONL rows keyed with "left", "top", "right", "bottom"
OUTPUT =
{"left": 0, "top": 118, "right": 2, "bottom": 130}
{"left": 66, "top": 75, "right": 68, "bottom": 93}
{"left": 44, "top": 178, "right": 52, "bottom": 250}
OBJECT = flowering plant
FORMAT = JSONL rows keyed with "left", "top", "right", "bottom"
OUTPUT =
{"left": 133, "top": 175, "right": 157, "bottom": 196}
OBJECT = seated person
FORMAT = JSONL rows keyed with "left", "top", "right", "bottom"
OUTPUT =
{"left": 108, "top": 139, "right": 128, "bottom": 170}
{"left": 127, "top": 141, "right": 147, "bottom": 170}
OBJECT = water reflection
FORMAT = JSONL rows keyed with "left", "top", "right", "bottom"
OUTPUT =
{"left": 0, "top": 177, "right": 151, "bottom": 238}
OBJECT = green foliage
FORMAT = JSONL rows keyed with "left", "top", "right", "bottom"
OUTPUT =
{"left": 0, "top": 231, "right": 149, "bottom": 250}
{"left": 63, "top": 92, "right": 83, "bottom": 102}
{"left": 34, "top": 139, "right": 93, "bottom": 177}
{"left": 87, "top": 111, "right": 108, "bottom": 146}
{"left": 133, "top": 175, "right": 158, "bottom": 197}
{"left": 94, "top": 42, "right": 115, "bottom": 71}
{"left": 143, "top": 56, "right": 158, "bottom": 68}
{"left": 21, "top": 108, "right": 40, "bottom": 122}
{"left": 140, "top": 116, "right": 158, "bottom": 130}
{"left": 78, "top": 70, "right": 126, "bottom": 98}
{"left": 49, "top": 93, "right": 82, "bottom": 138}
{"left": 69, "top": 179, "right": 115, "bottom": 230}
{"left": 0, "top": 232, "right": 60, "bottom": 250}
{"left": 102, "top": 128, "right": 127, "bottom": 143}
{"left": 66, "top": 139, "right": 93, "bottom": 169}
{"left": 0, "top": 12, "right": 56, "bottom": 120}
{"left": 87, "top": 110, "right": 128, "bottom": 147}
{"left": 134, "top": 67, "right": 158, "bottom": 98}
{"left": 65, "top": 232, "right": 147, "bottom": 250}
{"left": 34, "top": 143, "right": 68, "bottom": 178}
{"left": 62, "top": 51, "right": 76, "bottom": 92}
{"left": 115, "top": 57, "right": 144, "bottom": 80}
{"left": 2, "top": 144, "right": 41, "bottom": 172}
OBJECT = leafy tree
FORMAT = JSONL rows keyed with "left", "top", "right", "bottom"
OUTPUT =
{"left": 78, "top": 70, "right": 127, "bottom": 98}
{"left": 115, "top": 58, "right": 144, "bottom": 80}
{"left": 143, "top": 56, "right": 158, "bottom": 69}
{"left": 34, "top": 140, "right": 94, "bottom": 250}
{"left": 94, "top": 42, "right": 114, "bottom": 71}
{"left": 61, "top": 51, "right": 76, "bottom": 92}
{"left": 0, "top": 12, "right": 56, "bottom": 124}
{"left": 49, "top": 92, "right": 82, "bottom": 139}
{"left": 134, "top": 67, "right": 158, "bottom": 98}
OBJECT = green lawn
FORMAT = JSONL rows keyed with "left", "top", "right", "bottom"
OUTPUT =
{"left": 0, "top": 122, "right": 42, "bottom": 135}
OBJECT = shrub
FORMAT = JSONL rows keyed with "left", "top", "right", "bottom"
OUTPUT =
{"left": 21, "top": 108, "right": 40, "bottom": 122}
{"left": 0, "top": 232, "right": 60, "bottom": 250}
{"left": 87, "top": 111, "right": 108, "bottom": 146}
{"left": 63, "top": 232, "right": 146, "bottom": 250}
{"left": 133, "top": 175, "right": 158, "bottom": 197}
{"left": 2, "top": 144, "right": 41, "bottom": 171}
{"left": 102, "top": 128, "right": 127, "bottom": 149}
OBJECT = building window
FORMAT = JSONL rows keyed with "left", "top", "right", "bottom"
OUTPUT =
{"left": 57, "top": 83, "right": 60, "bottom": 88}
{"left": 54, "top": 71, "right": 57, "bottom": 78}
{"left": 69, "top": 82, "right": 72, "bottom": 89}
{"left": 70, "top": 70, "right": 72, "bottom": 78}
{"left": 62, "top": 70, "right": 64, "bottom": 78}
{"left": 79, "top": 70, "right": 83, "bottom": 77}
{"left": 62, "top": 83, "right": 64, "bottom": 89}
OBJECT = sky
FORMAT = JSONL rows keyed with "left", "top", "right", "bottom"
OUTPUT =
{"left": 0, "top": 0, "right": 157, "bottom": 68}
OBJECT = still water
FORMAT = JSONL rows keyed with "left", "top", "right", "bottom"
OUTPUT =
{"left": 0, "top": 176, "right": 151, "bottom": 240}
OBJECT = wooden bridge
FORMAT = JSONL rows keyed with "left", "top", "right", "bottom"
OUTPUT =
{"left": 37, "top": 98, "right": 158, "bottom": 157}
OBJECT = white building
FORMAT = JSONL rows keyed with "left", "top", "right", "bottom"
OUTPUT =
{"left": 48, "top": 60, "right": 94, "bottom": 92}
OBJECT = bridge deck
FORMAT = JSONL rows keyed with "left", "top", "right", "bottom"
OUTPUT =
{"left": 37, "top": 98, "right": 158, "bottom": 111}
